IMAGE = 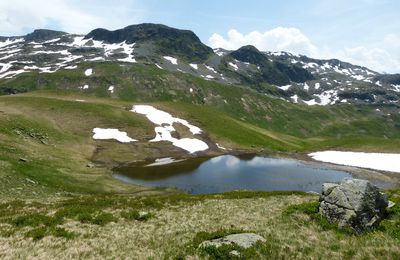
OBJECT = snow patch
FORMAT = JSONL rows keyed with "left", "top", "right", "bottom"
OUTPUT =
{"left": 43, "top": 38, "right": 60, "bottom": 44}
{"left": 163, "top": 56, "right": 178, "bottom": 65}
{"left": 65, "top": 65, "right": 77, "bottom": 69}
{"left": 277, "top": 85, "right": 291, "bottom": 91}
{"left": 131, "top": 105, "right": 208, "bottom": 153}
{"left": 351, "top": 75, "right": 365, "bottom": 81}
{"left": 0, "top": 38, "right": 24, "bottom": 48}
{"left": 392, "top": 85, "right": 400, "bottom": 92}
{"left": 303, "top": 99, "right": 318, "bottom": 106}
{"left": 189, "top": 64, "right": 198, "bottom": 70}
{"left": 108, "top": 86, "right": 114, "bottom": 93}
{"left": 303, "top": 62, "right": 318, "bottom": 69}
{"left": 228, "top": 62, "right": 238, "bottom": 71}
{"left": 92, "top": 128, "right": 136, "bottom": 143}
{"left": 84, "top": 68, "right": 92, "bottom": 76}
{"left": 291, "top": 95, "right": 299, "bottom": 103}
{"left": 205, "top": 65, "right": 217, "bottom": 74}
{"left": 309, "top": 151, "right": 400, "bottom": 173}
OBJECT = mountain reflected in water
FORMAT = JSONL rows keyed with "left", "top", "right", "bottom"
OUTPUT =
{"left": 113, "top": 155, "right": 352, "bottom": 194}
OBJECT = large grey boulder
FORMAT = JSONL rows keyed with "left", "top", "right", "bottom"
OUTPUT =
{"left": 199, "top": 233, "right": 266, "bottom": 249}
{"left": 319, "top": 178, "right": 388, "bottom": 233}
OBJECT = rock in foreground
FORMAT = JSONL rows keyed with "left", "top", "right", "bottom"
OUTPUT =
{"left": 199, "top": 233, "right": 266, "bottom": 249}
{"left": 319, "top": 178, "right": 388, "bottom": 233}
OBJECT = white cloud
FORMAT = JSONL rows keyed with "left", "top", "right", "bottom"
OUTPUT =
{"left": 209, "top": 27, "right": 319, "bottom": 57}
{"left": 209, "top": 28, "right": 400, "bottom": 73}
{"left": 0, "top": 0, "right": 143, "bottom": 36}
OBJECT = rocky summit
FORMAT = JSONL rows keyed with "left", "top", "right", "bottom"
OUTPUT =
{"left": 319, "top": 179, "right": 388, "bottom": 233}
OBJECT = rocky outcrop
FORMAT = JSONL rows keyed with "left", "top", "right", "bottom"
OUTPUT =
{"left": 319, "top": 178, "right": 388, "bottom": 233}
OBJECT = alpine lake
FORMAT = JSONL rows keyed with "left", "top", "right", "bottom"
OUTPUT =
{"left": 113, "top": 154, "right": 354, "bottom": 194}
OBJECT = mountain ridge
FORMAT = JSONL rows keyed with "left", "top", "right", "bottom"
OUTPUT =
{"left": 0, "top": 23, "right": 399, "bottom": 106}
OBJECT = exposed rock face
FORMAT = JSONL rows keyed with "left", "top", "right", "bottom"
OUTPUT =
{"left": 319, "top": 178, "right": 388, "bottom": 233}
{"left": 199, "top": 233, "right": 266, "bottom": 249}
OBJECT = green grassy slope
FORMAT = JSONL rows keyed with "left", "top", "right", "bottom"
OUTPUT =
{"left": 1, "top": 62, "right": 399, "bottom": 145}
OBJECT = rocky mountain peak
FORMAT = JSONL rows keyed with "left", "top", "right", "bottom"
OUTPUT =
{"left": 24, "top": 29, "right": 67, "bottom": 42}
{"left": 85, "top": 23, "right": 213, "bottom": 62}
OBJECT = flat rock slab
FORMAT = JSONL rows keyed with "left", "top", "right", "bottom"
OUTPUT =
{"left": 199, "top": 233, "right": 266, "bottom": 249}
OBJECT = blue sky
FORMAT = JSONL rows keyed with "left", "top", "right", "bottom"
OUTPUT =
{"left": 0, "top": 0, "right": 399, "bottom": 72}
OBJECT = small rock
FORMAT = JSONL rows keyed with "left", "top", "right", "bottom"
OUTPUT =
{"left": 319, "top": 178, "right": 388, "bottom": 233}
{"left": 138, "top": 211, "right": 149, "bottom": 218}
{"left": 388, "top": 201, "right": 396, "bottom": 209}
{"left": 199, "top": 233, "right": 266, "bottom": 249}
{"left": 230, "top": 250, "right": 240, "bottom": 256}
{"left": 86, "top": 163, "right": 95, "bottom": 168}
{"left": 19, "top": 157, "right": 27, "bottom": 162}
{"left": 26, "top": 178, "right": 37, "bottom": 185}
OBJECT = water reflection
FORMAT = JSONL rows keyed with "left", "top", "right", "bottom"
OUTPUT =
{"left": 113, "top": 154, "right": 353, "bottom": 194}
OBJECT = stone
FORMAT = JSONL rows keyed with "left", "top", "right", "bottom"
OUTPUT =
{"left": 199, "top": 233, "right": 266, "bottom": 249}
{"left": 230, "top": 250, "right": 241, "bottom": 256}
{"left": 388, "top": 201, "right": 396, "bottom": 209}
{"left": 319, "top": 178, "right": 388, "bottom": 233}
{"left": 86, "top": 163, "right": 95, "bottom": 168}
{"left": 25, "top": 178, "right": 37, "bottom": 184}
{"left": 138, "top": 211, "right": 150, "bottom": 219}
{"left": 19, "top": 157, "right": 27, "bottom": 162}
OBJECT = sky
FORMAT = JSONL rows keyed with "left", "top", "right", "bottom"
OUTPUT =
{"left": 0, "top": 0, "right": 399, "bottom": 73}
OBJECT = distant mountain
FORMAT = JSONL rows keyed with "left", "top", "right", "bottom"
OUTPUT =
{"left": 0, "top": 23, "right": 399, "bottom": 106}
{"left": 85, "top": 23, "right": 213, "bottom": 62}
{"left": 24, "top": 29, "right": 67, "bottom": 42}
{"left": 228, "top": 45, "right": 314, "bottom": 85}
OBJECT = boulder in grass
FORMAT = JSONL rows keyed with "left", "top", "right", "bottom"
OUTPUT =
{"left": 199, "top": 233, "right": 266, "bottom": 249}
{"left": 319, "top": 178, "right": 388, "bottom": 233}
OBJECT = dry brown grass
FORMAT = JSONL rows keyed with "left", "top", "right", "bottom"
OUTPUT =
{"left": 0, "top": 194, "right": 398, "bottom": 259}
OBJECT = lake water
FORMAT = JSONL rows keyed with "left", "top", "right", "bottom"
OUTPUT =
{"left": 113, "top": 154, "right": 352, "bottom": 194}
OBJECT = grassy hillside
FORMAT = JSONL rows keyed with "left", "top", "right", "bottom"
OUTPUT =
{"left": 1, "top": 62, "right": 399, "bottom": 145}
